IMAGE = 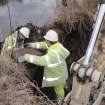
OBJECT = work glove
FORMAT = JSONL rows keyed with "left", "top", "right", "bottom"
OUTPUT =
{"left": 18, "top": 56, "right": 25, "bottom": 63}
{"left": 24, "top": 43, "right": 31, "bottom": 47}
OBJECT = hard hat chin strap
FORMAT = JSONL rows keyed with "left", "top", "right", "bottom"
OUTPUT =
{"left": 45, "top": 40, "right": 56, "bottom": 48}
{"left": 17, "top": 33, "right": 25, "bottom": 41}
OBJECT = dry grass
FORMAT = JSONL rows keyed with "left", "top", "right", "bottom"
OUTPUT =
{"left": 0, "top": 56, "right": 55, "bottom": 105}
{"left": 55, "top": 0, "right": 98, "bottom": 33}
{"left": 0, "top": 56, "right": 37, "bottom": 105}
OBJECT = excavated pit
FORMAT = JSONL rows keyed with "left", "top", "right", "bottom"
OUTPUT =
{"left": 0, "top": 0, "right": 105, "bottom": 105}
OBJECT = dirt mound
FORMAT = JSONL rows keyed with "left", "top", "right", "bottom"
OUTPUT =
{"left": 0, "top": 56, "right": 54, "bottom": 105}
{"left": 0, "top": 56, "right": 37, "bottom": 105}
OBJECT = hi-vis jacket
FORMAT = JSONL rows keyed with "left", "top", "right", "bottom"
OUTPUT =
{"left": 1, "top": 31, "right": 23, "bottom": 57}
{"left": 23, "top": 42, "right": 70, "bottom": 87}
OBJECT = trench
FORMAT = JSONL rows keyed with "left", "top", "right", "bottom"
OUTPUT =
{"left": 0, "top": 0, "right": 94, "bottom": 103}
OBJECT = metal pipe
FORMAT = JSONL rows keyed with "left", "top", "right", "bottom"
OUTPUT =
{"left": 84, "top": 4, "right": 105, "bottom": 65}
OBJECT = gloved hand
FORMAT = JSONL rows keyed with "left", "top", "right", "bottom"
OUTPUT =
{"left": 24, "top": 43, "right": 31, "bottom": 47}
{"left": 18, "top": 56, "right": 25, "bottom": 63}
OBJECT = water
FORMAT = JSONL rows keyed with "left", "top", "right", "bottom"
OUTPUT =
{"left": 0, "top": 0, "right": 58, "bottom": 42}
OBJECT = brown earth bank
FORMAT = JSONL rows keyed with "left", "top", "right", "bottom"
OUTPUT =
{"left": 0, "top": 56, "right": 55, "bottom": 105}
{"left": 0, "top": 56, "right": 37, "bottom": 105}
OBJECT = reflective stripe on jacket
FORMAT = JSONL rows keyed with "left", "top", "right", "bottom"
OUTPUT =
{"left": 1, "top": 31, "right": 23, "bottom": 57}
{"left": 29, "top": 42, "right": 48, "bottom": 49}
{"left": 24, "top": 42, "right": 70, "bottom": 87}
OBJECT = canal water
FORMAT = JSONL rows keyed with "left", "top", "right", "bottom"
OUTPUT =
{"left": 0, "top": 0, "right": 59, "bottom": 42}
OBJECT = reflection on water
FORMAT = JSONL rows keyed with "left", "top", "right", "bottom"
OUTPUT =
{"left": 0, "top": 0, "right": 58, "bottom": 41}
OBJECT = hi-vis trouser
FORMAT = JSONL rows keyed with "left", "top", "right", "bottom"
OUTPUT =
{"left": 54, "top": 82, "right": 66, "bottom": 98}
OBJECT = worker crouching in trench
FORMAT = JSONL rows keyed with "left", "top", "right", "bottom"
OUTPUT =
{"left": 17, "top": 30, "right": 70, "bottom": 104}
{"left": 1, "top": 27, "right": 31, "bottom": 58}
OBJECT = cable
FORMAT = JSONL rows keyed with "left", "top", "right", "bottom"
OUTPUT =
{"left": 7, "top": 0, "right": 14, "bottom": 57}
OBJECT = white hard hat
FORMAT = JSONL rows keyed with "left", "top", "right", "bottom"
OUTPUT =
{"left": 44, "top": 30, "right": 58, "bottom": 42}
{"left": 19, "top": 27, "right": 30, "bottom": 38}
